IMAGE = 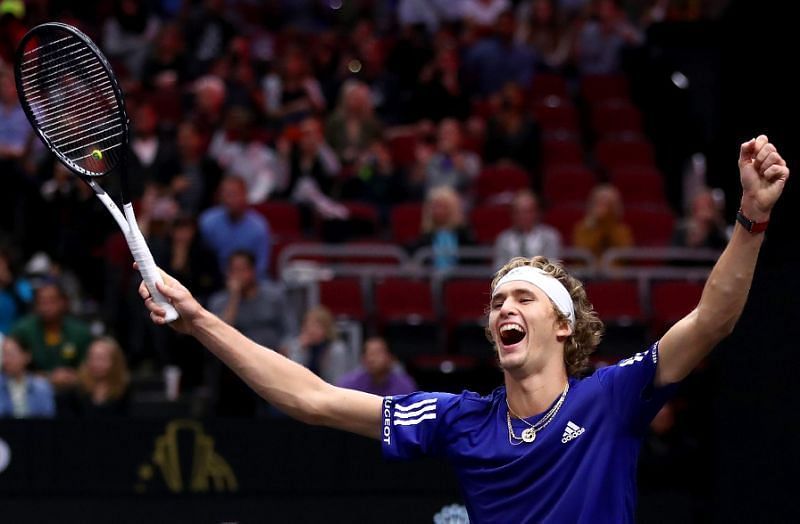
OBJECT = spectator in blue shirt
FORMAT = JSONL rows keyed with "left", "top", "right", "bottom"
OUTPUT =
{"left": 0, "top": 336, "right": 55, "bottom": 418}
{"left": 199, "top": 176, "right": 271, "bottom": 278}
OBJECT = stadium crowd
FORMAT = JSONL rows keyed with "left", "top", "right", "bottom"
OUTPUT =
{"left": 0, "top": 0, "right": 725, "bottom": 460}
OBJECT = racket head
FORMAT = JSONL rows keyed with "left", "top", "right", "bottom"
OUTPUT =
{"left": 14, "top": 22, "right": 128, "bottom": 178}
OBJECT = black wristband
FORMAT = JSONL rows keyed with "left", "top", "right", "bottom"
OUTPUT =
{"left": 736, "top": 208, "right": 768, "bottom": 234}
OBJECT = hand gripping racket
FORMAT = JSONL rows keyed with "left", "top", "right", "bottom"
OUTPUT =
{"left": 14, "top": 22, "right": 179, "bottom": 322}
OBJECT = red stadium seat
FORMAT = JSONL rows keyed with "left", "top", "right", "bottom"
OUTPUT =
{"left": 542, "top": 138, "right": 585, "bottom": 168}
{"left": 317, "top": 201, "right": 381, "bottom": 241}
{"left": 374, "top": 277, "right": 440, "bottom": 359}
{"left": 442, "top": 278, "right": 492, "bottom": 356}
{"left": 595, "top": 138, "right": 656, "bottom": 171}
{"left": 470, "top": 204, "right": 512, "bottom": 244}
{"left": 319, "top": 278, "right": 366, "bottom": 320}
{"left": 590, "top": 100, "right": 643, "bottom": 138}
{"left": 390, "top": 202, "right": 423, "bottom": 245}
{"left": 580, "top": 74, "right": 631, "bottom": 105}
{"left": 543, "top": 204, "right": 585, "bottom": 245}
{"left": 650, "top": 280, "right": 704, "bottom": 331}
{"left": 585, "top": 280, "right": 644, "bottom": 323}
{"left": 533, "top": 99, "right": 580, "bottom": 136}
{"left": 443, "top": 279, "right": 491, "bottom": 327}
{"left": 610, "top": 167, "right": 668, "bottom": 206}
{"left": 474, "top": 165, "right": 531, "bottom": 204}
{"left": 471, "top": 98, "right": 496, "bottom": 119}
{"left": 387, "top": 133, "right": 418, "bottom": 169}
{"left": 586, "top": 279, "right": 648, "bottom": 357}
{"left": 543, "top": 165, "right": 596, "bottom": 206}
{"left": 530, "top": 72, "right": 569, "bottom": 100}
{"left": 624, "top": 207, "right": 676, "bottom": 247}
{"left": 375, "top": 278, "right": 436, "bottom": 323}
{"left": 252, "top": 201, "right": 302, "bottom": 241}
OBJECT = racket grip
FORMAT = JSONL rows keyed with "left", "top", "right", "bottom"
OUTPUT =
{"left": 124, "top": 205, "right": 179, "bottom": 323}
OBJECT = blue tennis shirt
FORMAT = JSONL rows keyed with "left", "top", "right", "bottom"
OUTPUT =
{"left": 382, "top": 342, "right": 676, "bottom": 523}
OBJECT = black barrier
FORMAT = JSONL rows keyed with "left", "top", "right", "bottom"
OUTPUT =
{"left": 0, "top": 418, "right": 463, "bottom": 523}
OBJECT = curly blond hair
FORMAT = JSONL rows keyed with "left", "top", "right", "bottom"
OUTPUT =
{"left": 487, "top": 256, "right": 604, "bottom": 377}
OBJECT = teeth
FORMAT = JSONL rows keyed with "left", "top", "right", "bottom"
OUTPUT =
{"left": 500, "top": 324, "right": 524, "bottom": 333}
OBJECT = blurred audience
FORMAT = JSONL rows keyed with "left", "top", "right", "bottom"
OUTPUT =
{"left": 208, "top": 250, "right": 295, "bottom": 349}
{"left": 574, "top": 0, "right": 644, "bottom": 76}
{"left": 207, "top": 250, "right": 295, "bottom": 416}
{"left": 423, "top": 119, "right": 481, "bottom": 195}
{"left": 102, "top": 0, "right": 160, "bottom": 79}
{"left": 0, "top": 66, "right": 33, "bottom": 235}
{"left": 338, "top": 336, "right": 417, "bottom": 396}
{"left": 209, "top": 106, "right": 287, "bottom": 204}
{"left": 410, "top": 46, "right": 470, "bottom": 122}
{"left": 573, "top": 184, "right": 633, "bottom": 258}
{"left": 10, "top": 282, "right": 92, "bottom": 390}
{"left": 462, "top": 10, "right": 536, "bottom": 96}
{"left": 0, "top": 335, "right": 55, "bottom": 418}
{"left": 0, "top": 249, "right": 32, "bottom": 334}
{"left": 0, "top": 66, "right": 29, "bottom": 164}
{"left": 189, "top": 74, "right": 227, "bottom": 142}
{"left": 672, "top": 188, "right": 728, "bottom": 250}
{"left": 282, "top": 117, "right": 349, "bottom": 236}
{"left": 285, "top": 306, "right": 357, "bottom": 385}
{"left": 494, "top": 190, "right": 561, "bottom": 269}
{"left": 262, "top": 47, "right": 326, "bottom": 126}
{"left": 325, "top": 80, "right": 383, "bottom": 166}
{"left": 127, "top": 102, "right": 181, "bottom": 200}
{"left": 484, "top": 83, "right": 541, "bottom": 171}
{"left": 172, "top": 121, "right": 223, "bottom": 214}
{"left": 199, "top": 176, "right": 271, "bottom": 278}
{"left": 412, "top": 187, "right": 476, "bottom": 270}
{"left": 59, "top": 336, "right": 130, "bottom": 418}
{"left": 0, "top": 1, "right": 719, "bottom": 422}
{"left": 515, "top": 0, "right": 575, "bottom": 71}
{"left": 462, "top": 0, "right": 512, "bottom": 29}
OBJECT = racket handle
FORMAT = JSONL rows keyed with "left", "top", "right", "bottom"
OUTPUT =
{"left": 123, "top": 204, "right": 179, "bottom": 323}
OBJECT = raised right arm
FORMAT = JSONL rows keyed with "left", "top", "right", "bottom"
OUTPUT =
{"left": 140, "top": 273, "right": 382, "bottom": 440}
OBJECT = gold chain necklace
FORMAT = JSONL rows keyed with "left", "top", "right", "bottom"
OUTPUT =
{"left": 506, "top": 382, "right": 570, "bottom": 445}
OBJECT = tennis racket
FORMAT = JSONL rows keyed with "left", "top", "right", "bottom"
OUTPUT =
{"left": 14, "top": 22, "right": 178, "bottom": 322}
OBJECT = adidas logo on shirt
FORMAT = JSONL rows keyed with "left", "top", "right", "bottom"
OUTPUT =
{"left": 561, "top": 421, "right": 585, "bottom": 444}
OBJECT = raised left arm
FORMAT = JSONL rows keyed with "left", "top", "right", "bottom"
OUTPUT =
{"left": 655, "top": 135, "right": 790, "bottom": 386}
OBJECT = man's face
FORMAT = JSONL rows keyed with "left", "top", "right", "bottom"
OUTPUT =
{"left": 1, "top": 338, "right": 30, "bottom": 377}
{"left": 363, "top": 339, "right": 393, "bottom": 377}
{"left": 35, "top": 285, "right": 67, "bottom": 323}
{"left": 227, "top": 255, "right": 256, "bottom": 290}
{"left": 437, "top": 120, "right": 461, "bottom": 154}
{"left": 488, "top": 281, "right": 570, "bottom": 373}
{"left": 220, "top": 179, "right": 248, "bottom": 216}
{"left": 512, "top": 195, "right": 539, "bottom": 231}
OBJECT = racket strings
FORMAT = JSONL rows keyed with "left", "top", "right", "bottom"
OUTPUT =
{"left": 19, "top": 30, "right": 124, "bottom": 176}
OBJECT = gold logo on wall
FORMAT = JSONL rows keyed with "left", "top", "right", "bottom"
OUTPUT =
{"left": 136, "top": 419, "right": 238, "bottom": 493}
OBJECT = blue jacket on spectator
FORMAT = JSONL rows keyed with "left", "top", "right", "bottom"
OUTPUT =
{"left": 0, "top": 373, "right": 56, "bottom": 418}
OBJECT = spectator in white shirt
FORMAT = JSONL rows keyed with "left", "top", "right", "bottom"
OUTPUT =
{"left": 494, "top": 190, "right": 562, "bottom": 269}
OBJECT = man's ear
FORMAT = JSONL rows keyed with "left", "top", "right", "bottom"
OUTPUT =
{"left": 555, "top": 318, "right": 573, "bottom": 340}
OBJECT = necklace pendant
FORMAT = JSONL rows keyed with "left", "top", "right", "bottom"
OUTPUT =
{"left": 521, "top": 428, "right": 536, "bottom": 443}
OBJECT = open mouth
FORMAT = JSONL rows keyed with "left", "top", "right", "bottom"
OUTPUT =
{"left": 499, "top": 324, "right": 526, "bottom": 346}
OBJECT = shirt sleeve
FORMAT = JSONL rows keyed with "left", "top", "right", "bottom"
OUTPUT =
{"left": 381, "top": 391, "right": 460, "bottom": 460}
{"left": 596, "top": 341, "right": 678, "bottom": 435}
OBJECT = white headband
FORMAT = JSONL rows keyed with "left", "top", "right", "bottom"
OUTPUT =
{"left": 492, "top": 266, "right": 575, "bottom": 327}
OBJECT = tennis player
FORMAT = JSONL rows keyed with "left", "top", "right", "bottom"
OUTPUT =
{"left": 141, "top": 135, "right": 788, "bottom": 522}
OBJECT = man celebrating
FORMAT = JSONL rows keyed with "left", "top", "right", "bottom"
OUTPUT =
{"left": 140, "top": 136, "right": 788, "bottom": 522}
